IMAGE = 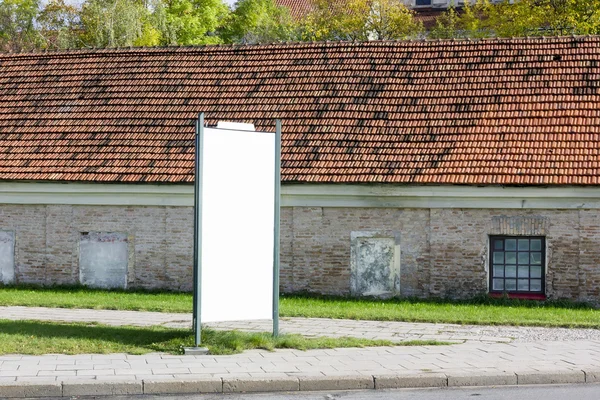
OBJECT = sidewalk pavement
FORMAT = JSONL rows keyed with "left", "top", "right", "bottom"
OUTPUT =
{"left": 1, "top": 306, "right": 600, "bottom": 398}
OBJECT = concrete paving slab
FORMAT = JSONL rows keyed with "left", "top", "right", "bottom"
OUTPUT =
{"left": 63, "top": 379, "right": 143, "bottom": 396}
{"left": 298, "top": 375, "right": 374, "bottom": 391}
{"left": 3, "top": 306, "right": 600, "bottom": 397}
{"left": 583, "top": 369, "right": 600, "bottom": 382}
{"left": 222, "top": 376, "right": 300, "bottom": 392}
{"left": 0, "top": 381, "right": 62, "bottom": 398}
{"left": 446, "top": 371, "right": 517, "bottom": 387}
{"left": 516, "top": 370, "right": 586, "bottom": 385}
{"left": 373, "top": 373, "right": 448, "bottom": 389}
{"left": 143, "top": 378, "right": 222, "bottom": 394}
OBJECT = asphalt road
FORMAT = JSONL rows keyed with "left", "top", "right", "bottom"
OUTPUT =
{"left": 22, "top": 383, "right": 600, "bottom": 400}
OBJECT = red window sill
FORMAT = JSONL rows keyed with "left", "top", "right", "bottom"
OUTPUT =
{"left": 489, "top": 292, "right": 546, "bottom": 301}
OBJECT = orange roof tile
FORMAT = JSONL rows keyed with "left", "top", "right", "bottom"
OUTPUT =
{"left": 276, "top": 0, "right": 315, "bottom": 19}
{"left": 1, "top": 37, "right": 600, "bottom": 186}
{"left": 275, "top": 0, "right": 448, "bottom": 25}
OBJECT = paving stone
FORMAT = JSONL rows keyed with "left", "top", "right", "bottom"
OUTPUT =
{"left": 299, "top": 375, "right": 374, "bottom": 391}
{"left": 143, "top": 378, "right": 222, "bottom": 394}
{"left": 516, "top": 370, "right": 585, "bottom": 385}
{"left": 446, "top": 371, "right": 517, "bottom": 387}
{"left": 583, "top": 369, "right": 600, "bottom": 382}
{"left": 223, "top": 377, "right": 299, "bottom": 393}
{"left": 0, "top": 381, "right": 62, "bottom": 398}
{"left": 374, "top": 373, "right": 448, "bottom": 389}
{"left": 63, "top": 380, "right": 143, "bottom": 396}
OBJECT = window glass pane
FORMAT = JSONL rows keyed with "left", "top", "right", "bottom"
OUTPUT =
{"left": 493, "top": 252, "right": 504, "bottom": 263}
{"left": 505, "top": 252, "right": 516, "bottom": 264}
{"left": 518, "top": 252, "right": 529, "bottom": 264}
{"left": 493, "top": 279, "right": 504, "bottom": 291}
{"left": 518, "top": 265, "right": 529, "bottom": 278}
{"left": 518, "top": 239, "right": 529, "bottom": 251}
{"left": 505, "top": 265, "right": 516, "bottom": 278}
{"left": 493, "top": 265, "right": 504, "bottom": 277}
{"left": 530, "top": 279, "right": 542, "bottom": 292}
{"left": 518, "top": 279, "right": 529, "bottom": 291}
{"left": 489, "top": 237, "right": 544, "bottom": 295}
{"left": 505, "top": 279, "right": 516, "bottom": 291}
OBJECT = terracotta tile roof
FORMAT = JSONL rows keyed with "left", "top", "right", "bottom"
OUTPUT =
{"left": 276, "top": 0, "right": 315, "bottom": 19}
{"left": 413, "top": 8, "right": 447, "bottom": 29}
{"left": 1, "top": 36, "right": 600, "bottom": 185}
{"left": 275, "top": 0, "right": 446, "bottom": 25}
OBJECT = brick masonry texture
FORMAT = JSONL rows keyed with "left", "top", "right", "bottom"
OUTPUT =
{"left": 280, "top": 206, "right": 600, "bottom": 302}
{"left": 3, "top": 203, "right": 600, "bottom": 302}
{"left": 1, "top": 205, "right": 193, "bottom": 290}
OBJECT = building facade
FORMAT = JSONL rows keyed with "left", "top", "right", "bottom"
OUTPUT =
{"left": 2, "top": 183, "right": 600, "bottom": 303}
{"left": 0, "top": 37, "right": 599, "bottom": 302}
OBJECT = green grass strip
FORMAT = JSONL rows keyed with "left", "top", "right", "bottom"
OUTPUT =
{"left": 1, "top": 285, "right": 599, "bottom": 328}
{"left": 280, "top": 294, "right": 600, "bottom": 328}
{"left": 0, "top": 319, "right": 444, "bottom": 355}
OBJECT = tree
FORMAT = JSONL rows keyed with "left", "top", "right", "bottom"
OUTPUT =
{"left": 432, "top": 0, "right": 600, "bottom": 39}
{"left": 79, "top": 0, "right": 160, "bottom": 48}
{"left": 37, "top": 0, "right": 80, "bottom": 49}
{"left": 0, "top": 0, "right": 42, "bottom": 52}
{"left": 301, "top": 0, "right": 422, "bottom": 41}
{"left": 160, "top": 0, "right": 230, "bottom": 45}
{"left": 429, "top": 6, "right": 462, "bottom": 39}
{"left": 223, "top": 0, "right": 296, "bottom": 44}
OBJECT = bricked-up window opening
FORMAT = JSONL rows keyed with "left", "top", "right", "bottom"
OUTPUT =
{"left": 490, "top": 236, "right": 545, "bottom": 294}
{"left": 79, "top": 232, "right": 128, "bottom": 289}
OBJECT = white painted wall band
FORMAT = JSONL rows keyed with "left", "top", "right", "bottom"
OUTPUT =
{"left": 0, "top": 182, "right": 596, "bottom": 209}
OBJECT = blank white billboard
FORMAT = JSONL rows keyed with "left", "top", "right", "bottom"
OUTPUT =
{"left": 200, "top": 126, "right": 275, "bottom": 323}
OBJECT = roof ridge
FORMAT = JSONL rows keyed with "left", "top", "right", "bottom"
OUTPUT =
{"left": 0, "top": 34, "right": 598, "bottom": 59}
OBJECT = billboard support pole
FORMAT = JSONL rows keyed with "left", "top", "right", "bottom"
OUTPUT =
{"left": 185, "top": 112, "right": 209, "bottom": 355}
{"left": 273, "top": 120, "right": 281, "bottom": 337}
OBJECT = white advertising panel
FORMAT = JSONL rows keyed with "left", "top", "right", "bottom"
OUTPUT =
{"left": 200, "top": 126, "right": 275, "bottom": 322}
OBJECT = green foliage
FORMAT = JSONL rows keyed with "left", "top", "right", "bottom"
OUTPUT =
{"left": 79, "top": 0, "right": 159, "bottom": 47}
{"left": 160, "top": 0, "right": 230, "bottom": 45}
{"left": 37, "top": 0, "right": 80, "bottom": 49}
{"left": 223, "top": 0, "right": 296, "bottom": 44}
{"left": 3, "top": 0, "right": 600, "bottom": 49}
{"left": 300, "top": 0, "right": 422, "bottom": 41}
{"left": 431, "top": 0, "right": 600, "bottom": 39}
{"left": 0, "top": 0, "right": 43, "bottom": 51}
{"left": 430, "top": 6, "right": 462, "bottom": 39}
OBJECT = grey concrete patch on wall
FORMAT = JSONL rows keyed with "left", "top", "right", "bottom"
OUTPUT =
{"left": 0, "top": 231, "right": 15, "bottom": 284}
{"left": 350, "top": 231, "right": 400, "bottom": 297}
{"left": 79, "top": 232, "right": 128, "bottom": 289}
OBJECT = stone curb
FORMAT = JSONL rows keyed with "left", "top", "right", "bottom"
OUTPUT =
{"left": 0, "top": 370, "right": 594, "bottom": 398}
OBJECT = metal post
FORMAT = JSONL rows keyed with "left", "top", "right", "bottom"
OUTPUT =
{"left": 186, "top": 113, "right": 208, "bottom": 355}
{"left": 273, "top": 120, "right": 281, "bottom": 337}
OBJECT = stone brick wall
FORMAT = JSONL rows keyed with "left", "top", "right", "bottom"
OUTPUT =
{"left": 3, "top": 203, "right": 600, "bottom": 302}
{"left": 281, "top": 206, "right": 600, "bottom": 302}
{"left": 1, "top": 205, "right": 193, "bottom": 290}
